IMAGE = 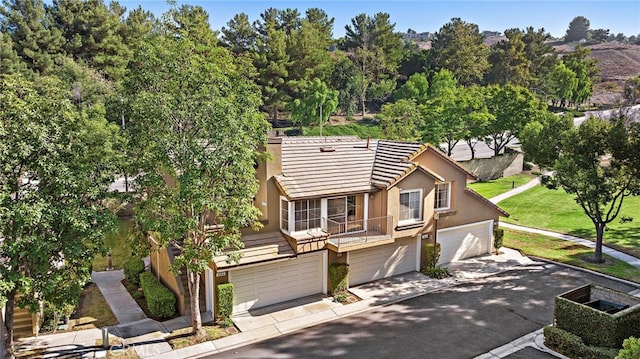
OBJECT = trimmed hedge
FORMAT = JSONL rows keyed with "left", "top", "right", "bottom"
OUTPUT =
{"left": 423, "top": 242, "right": 441, "bottom": 269}
{"left": 329, "top": 263, "right": 349, "bottom": 294}
{"left": 139, "top": 272, "right": 176, "bottom": 319}
{"left": 544, "top": 325, "right": 619, "bottom": 359}
{"left": 555, "top": 296, "right": 640, "bottom": 348}
{"left": 123, "top": 258, "right": 145, "bottom": 285}
{"left": 217, "top": 283, "right": 234, "bottom": 320}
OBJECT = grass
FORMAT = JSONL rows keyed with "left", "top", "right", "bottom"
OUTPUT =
{"left": 504, "top": 228, "right": 640, "bottom": 283}
{"left": 70, "top": 283, "right": 118, "bottom": 329}
{"left": 93, "top": 219, "right": 136, "bottom": 271}
{"left": 468, "top": 173, "right": 536, "bottom": 199}
{"left": 167, "top": 325, "right": 231, "bottom": 350}
{"left": 300, "top": 120, "right": 383, "bottom": 139}
{"left": 499, "top": 184, "right": 640, "bottom": 258}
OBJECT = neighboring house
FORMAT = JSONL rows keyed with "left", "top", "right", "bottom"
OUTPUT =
{"left": 153, "top": 136, "right": 508, "bottom": 317}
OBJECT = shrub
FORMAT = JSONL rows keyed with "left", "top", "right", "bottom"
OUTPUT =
{"left": 422, "top": 267, "right": 450, "bottom": 279}
{"left": 523, "top": 162, "right": 534, "bottom": 171}
{"left": 329, "top": 263, "right": 349, "bottom": 295}
{"left": 617, "top": 337, "right": 640, "bottom": 359}
{"left": 493, "top": 228, "right": 504, "bottom": 253}
{"left": 217, "top": 283, "right": 234, "bottom": 320}
{"left": 423, "top": 242, "right": 441, "bottom": 269}
{"left": 123, "top": 258, "right": 145, "bottom": 285}
{"left": 139, "top": 272, "right": 176, "bottom": 319}
{"left": 544, "top": 325, "right": 620, "bottom": 359}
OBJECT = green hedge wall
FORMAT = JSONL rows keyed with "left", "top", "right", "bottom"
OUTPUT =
{"left": 123, "top": 258, "right": 145, "bottom": 285}
{"left": 555, "top": 297, "right": 640, "bottom": 348}
{"left": 139, "top": 272, "right": 176, "bottom": 319}
{"left": 544, "top": 325, "right": 619, "bottom": 359}
{"left": 329, "top": 263, "right": 349, "bottom": 294}
{"left": 217, "top": 283, "right": 234, "bottom": 319}
{"left": 423, "top": 242, "right": 441, "bottom": 269}
{"left": 493, "top": 228, "right": 504, "bottom": 252}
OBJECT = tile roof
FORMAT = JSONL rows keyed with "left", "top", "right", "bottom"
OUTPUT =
{"left": 275, "top": 137, "right": 377, "bottom": 199}
{"left": 371, "top": 140, "right": 425, "bottom": 188}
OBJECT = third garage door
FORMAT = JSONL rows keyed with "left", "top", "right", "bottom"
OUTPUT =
{"left": 437, "top": 220, "right": 493, "bottom": 264}
{"left": 349, "top": 237, "right": 418, "bottom": 286}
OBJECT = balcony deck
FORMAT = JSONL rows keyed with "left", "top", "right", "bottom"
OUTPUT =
{"left": 323, "top": 216, "right": 394, "bottom": 253}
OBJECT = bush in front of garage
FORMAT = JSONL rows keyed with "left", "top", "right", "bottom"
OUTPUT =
{"left": 422, "top": 242, "right": 449, "bottom": 279}
{"left": 329, "top": 263, "right": 349, "bottom": 297}
{"left": 217, "top": 283, "right": 234, "bottom": 321}
{"left": 140, "top": 271, "right": 176, "bottom": 319}
{"left": 544, "top": 325, "right": 620, "bottom": 359}
{"left": 493, "top": 228, "right": 504, "bottom": 254}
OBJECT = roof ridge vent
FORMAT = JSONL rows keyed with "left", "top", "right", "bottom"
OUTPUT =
{"left": 320, "top": 146, "right": 335, "bottom": 152}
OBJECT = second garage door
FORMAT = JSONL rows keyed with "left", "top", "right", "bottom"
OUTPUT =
{"left": 437, "top": 220, "right": 493, "bottom": 264}
{"left": 230, "top": 251, "right": 325, "bottom": 314}
{"left": 349, "top": 237, "right": 418, "bottom": 286}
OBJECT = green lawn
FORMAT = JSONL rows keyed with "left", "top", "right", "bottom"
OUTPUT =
{"left": 301, "top": 120, "right": 383, "bottom": 138}
{"left": 92, "top": 219, "right": 137, "bottom": 271}
{"left": 499, "top": 185, "right": 640, "bottom": 258}
{"left": 468, "top": 173, "right": 536, "bottom": 199}
{"left": 504, "top": 228, "right": 640, "bottom": 283}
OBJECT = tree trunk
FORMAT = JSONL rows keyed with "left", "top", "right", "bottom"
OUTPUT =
{"left": 3, "top": 289, "right": 16, "bottom": 359}
{"left": 188, "top": 269, "right": 205, "bottom": 339}
{"left": 593, "top": 222, "right": 605, "bottom": 263}
{"left": 467, "top": 140, "right": 476, "bottom": 160}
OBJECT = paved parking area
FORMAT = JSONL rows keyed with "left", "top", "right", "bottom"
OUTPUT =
{"left": 206, "top": 262, "right": 637, "bottom": 359}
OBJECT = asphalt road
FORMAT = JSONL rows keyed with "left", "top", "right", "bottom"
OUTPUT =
{"left": 206, "top": 263, "right": 637, "bottom": 359}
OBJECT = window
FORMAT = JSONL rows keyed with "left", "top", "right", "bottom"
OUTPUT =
{"left": 435, "top": 182, "right": 451, "bottom": 210}
{"left": 280, "top": 198, "right": 289, "bottom": 231}
{"left": 399, "top": 189, "right": 422, "bottom": 223}
{"left": 294, "top": 199, "right": 321, "bottom": 232}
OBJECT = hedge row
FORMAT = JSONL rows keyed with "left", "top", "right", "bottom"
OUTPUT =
{"left": 139, "top": 272, "right": 176, "bottom": 319}
{"left": 123, "top": 258, "right": 145, "bottom": 285}
{"left": 555, "top": 296, "right": 640, "bottom": 348}
{"left": 217, "top": 283, "right": 234, "bottom": 319}
{"left": 544, "top": 325, "right": 619, "bottom": 359}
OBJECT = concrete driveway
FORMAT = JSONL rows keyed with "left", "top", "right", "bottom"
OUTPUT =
{"left": 205, "top": 262, "right": 637, "bottom": 359}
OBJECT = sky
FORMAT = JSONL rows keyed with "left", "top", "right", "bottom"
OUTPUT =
{"left": 120, "top": 0, "right": 640, "bottom": 39}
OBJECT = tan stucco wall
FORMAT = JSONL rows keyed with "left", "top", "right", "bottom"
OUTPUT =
{"left": 460, "top": 152, "right": 523, "bottom": 181}
{"left": 252, "top": 139, "right": 283, "bottom": 231}
{"left": 388, "top": 170, "right": 434, "bottom": 239}
{"left": 149, "top": 245, "right": 186, "bottom": 316}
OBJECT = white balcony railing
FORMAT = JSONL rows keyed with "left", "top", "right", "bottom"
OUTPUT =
{"left": 322, "top": 216, "right": 393, "bottom": 247}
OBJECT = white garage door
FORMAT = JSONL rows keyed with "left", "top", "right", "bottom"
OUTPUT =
{"left": 437, "top": 220, "right": 493, "bottom": 264}
{"left": 230, "top": 251, "right": 324, "bottom": 314}
{"left": 349, "top": 237, "right": 418, "bottom": 286}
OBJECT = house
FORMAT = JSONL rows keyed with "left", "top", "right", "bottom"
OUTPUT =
{"left": 152, "top": 136, "right": 508, "bottom": 317}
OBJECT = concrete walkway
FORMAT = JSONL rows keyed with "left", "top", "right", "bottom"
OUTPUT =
{"left": 91, "top": 269, "right": 147, "bottom": 323}
{"left": 489, "top": 176, "right": 541, "bottom": 204}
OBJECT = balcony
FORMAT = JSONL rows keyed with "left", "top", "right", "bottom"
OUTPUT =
{"left": 323, "top": 216, "right": 394, "bottom": 252}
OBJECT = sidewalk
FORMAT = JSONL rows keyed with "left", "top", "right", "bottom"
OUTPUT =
{"left": 489, "top": 176, "right": 541, "bottom": 204}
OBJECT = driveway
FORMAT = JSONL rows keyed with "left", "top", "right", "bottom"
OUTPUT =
{"left": 204, "top": 262, "right": 637, "bottom": 359}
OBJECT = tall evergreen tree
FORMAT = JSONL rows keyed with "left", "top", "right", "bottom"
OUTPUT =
{"left": 565, "top": 16, "right": 590, "bottom": 42}
{"left": 221, "top": 13, "right": 256, "bottom": 53}
{"left": 431, "top": 17, "right": 489, "bottom": 86}
{"left": 1, "top": 0, "right": 64, "bottom": 73}
{"left": 486, "top": 28, "right": 531, "bottom": 86}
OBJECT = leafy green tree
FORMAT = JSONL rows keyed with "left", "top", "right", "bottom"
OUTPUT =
{"left": 0, "top": 0, "right": 65, "bottom": 73}
{"left": 563, "top": 46, "right": 598, "bottom": 108}
{"left": 484, "top": 84, "right": 546, "bottom": 156}
{"left": 120, "top": 6, "right": 156, "bottom": 52}
{"left": 521, "top": 112, "right": 574, "bottom": 168}
{"left": 461, "top": 86, "right": 493, "bottom": 159}
{"left": 547, "top": 61, "right": 578, "bottom": 108}
{"left": 521, "top": 116, "right": 640, "bottom": 263}
{"left": 624, "top": 75, "right": 640, "bottom": 105}
{"left": 123, "top": 35, "right": 268, "bottom": 337}
{"left": 430, "top": 17, "right": 489, "bottom": 86}
{"left": 0, "top": 74, "right": 119, "bottom": 357}
{"left": 329, "top": 53, "right": 360, "bottom": 115}
{"left": 221, "top": 13, "right": 256, "bottom": 53}
{"left": 565, "top": 16, "right": 590, "bottom": 42}
{"left": 162, "top": 4, "right": 218, "bottom": 46}
{"left": 379, "top": 99, "right": 423, "bottom": 141}
{"left": 424, "top": 69, "right": 465, "bottom": 155}
{"left": 288, "top": 78, "right": 338, "bottom": 134}
{"left": 522, "top": 27, "right": 558, "bottom": 90}
{"left": 617, "top": 337, "right": 640, "bottom": 359}
{"left": 486, "top": 28, "right": 531, "bottom": 86}
{"left": 394, "top": 72, "right": 429, "bottom": 103}
{"left": 589, "top": 28, "right": 610, "bottom": 43}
